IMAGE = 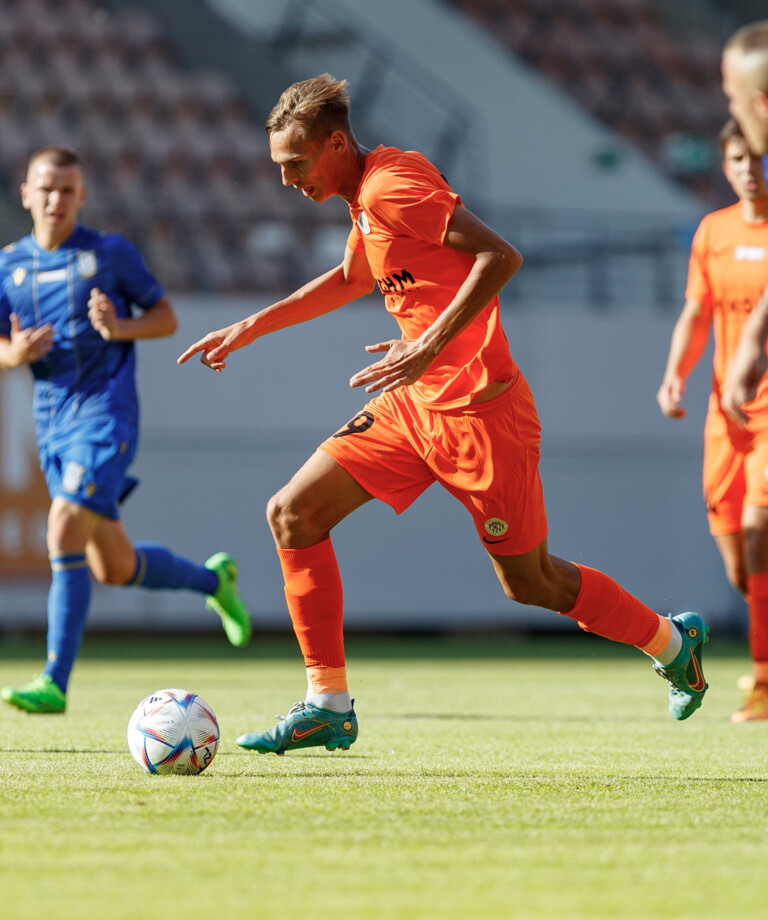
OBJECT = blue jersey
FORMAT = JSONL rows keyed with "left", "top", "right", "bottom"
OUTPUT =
{"left": 0, "top": 225, "right": 164, "bottom": 445}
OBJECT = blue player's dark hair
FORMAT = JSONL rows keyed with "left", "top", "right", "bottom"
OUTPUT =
{"left": 718, "top": 118, "right": 747, "bottom": 154}
{"left": 27, "top": 145, "right": 82, "bottom": 171}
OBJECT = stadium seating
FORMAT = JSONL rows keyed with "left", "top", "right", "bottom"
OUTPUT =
{"left": 449, "top": 0, "right": 735, "bottom": 205}
{"left": 0, "top": 0, "right": 314, "bottom": 292}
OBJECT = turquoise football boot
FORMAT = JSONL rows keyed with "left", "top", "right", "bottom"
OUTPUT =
{"left": 236, "top": 700, "right": 358, "bottom": 755}
{"left": 652, "top": 612, "right": 709, "bottom": 720}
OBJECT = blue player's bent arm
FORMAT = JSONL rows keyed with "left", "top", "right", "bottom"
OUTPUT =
{"left": 89, "top": 292, "right": 177, "bottom": 342}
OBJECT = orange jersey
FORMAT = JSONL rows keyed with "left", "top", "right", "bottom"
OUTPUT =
{"left": 346, "top": 145, "right": 517, "bottom": 410}
{"left": 686, "top": 203, "right": 768, "bottom": 426}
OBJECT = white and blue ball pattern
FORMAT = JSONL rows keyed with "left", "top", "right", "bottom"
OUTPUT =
{"left": 127, "top": 688, "right": 219, "bottom": 775}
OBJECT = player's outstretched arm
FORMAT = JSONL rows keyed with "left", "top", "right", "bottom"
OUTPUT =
{"left": 0, "top": 313, "right": 54, "bottom": 369}
{"left": 722, "top": 286, "right": 768, "bottom": 425}
{"left": 657, "top": 297, "right": 711, "bottom": 419}
{"left": 178, "top": 249, "right": 375, "bottom": 372}
{"left": 177, "top": 318, "right": 259, "bottom": 372}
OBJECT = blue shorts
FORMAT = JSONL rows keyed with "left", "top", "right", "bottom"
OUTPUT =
{"left": 39, "top": 416, "right": 139, "bottom": 520}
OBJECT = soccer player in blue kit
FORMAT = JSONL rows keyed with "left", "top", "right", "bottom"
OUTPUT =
{"left": 0, "top": 146, "right": 252, "bottom": 714}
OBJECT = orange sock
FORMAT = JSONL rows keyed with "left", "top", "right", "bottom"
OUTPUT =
{"left": 561, "top": 564, "right": 661, "bottom": 648}
{"left": 306, "top": 665, "right": 348, "bottom": 695}
{"left": 747, "top": 572, "right": 768, "bottom": 665}
{"left": 639, "top": 616, "right": 673, "bottom": 658}
{"left": 277, "top": 538, "right": 345, "bottom": 670}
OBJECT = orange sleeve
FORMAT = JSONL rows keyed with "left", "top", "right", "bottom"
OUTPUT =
{"left": 363, "top": 165, "right": 460, "bottom": 245}
{"left": 685, "top": 217, "right": 712, "bottom": 307}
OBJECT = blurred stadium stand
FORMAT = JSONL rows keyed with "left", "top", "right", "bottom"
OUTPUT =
{"left": 448, "top": 0, "right": 752, "bottom": 205}
{"left": 0, "top": 0, "right": 760, "bottom": 303}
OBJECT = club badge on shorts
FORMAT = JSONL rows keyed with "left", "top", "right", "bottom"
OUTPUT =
{"left": 484, "top": 518, "right": 509, "bottom": 538}
{"left": 62, "top": 461, "right": 86, "bottom": 494}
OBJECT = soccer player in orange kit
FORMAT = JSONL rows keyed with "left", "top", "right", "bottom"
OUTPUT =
{"left": 658, "top": 119, "right": 768, "bottom": 722}
{"left": 720, "top": 20, "right": 768, "bottom": 422}
{"left": 179, "top": 74, "right": 708, "bottom": 754}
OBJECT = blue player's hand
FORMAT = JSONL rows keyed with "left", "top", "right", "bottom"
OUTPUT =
{"left": 8, "top": 313, "right": 53, "bottom": 367}
{"left": 88, "top": 287, "right": 120, "bottom": 340}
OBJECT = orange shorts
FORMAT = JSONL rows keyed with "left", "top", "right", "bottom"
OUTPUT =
{"left": 703, "top": 410, "right": 768, "bottom": 535}
{"left": 318, "top": 372, "right": 548, "bottom": 556}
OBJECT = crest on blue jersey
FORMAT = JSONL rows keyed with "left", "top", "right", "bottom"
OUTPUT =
{"left": 77, "top": 250, "right": 98, "bottom": 279}
{"left": 12, "top": 267, "right": 26, "bottom": 286}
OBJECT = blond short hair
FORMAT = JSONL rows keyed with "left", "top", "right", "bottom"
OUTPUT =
{"left": 725, "top": 19, "right": 768, "bottom": 56}
{"left": 266, "top": 74, "right": 352, "bottom": 141}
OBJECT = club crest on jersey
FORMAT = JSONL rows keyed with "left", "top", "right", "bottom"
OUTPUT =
{"left": 77, "top": 250, "right": 98, "bottom": 278}
{"left": 356, "top": 212, "right": 371, "bottom": 234}
{"left": 484, "top": 518, "right": 509, "bottom": 537}
{"left": 12, "top": 267, "right": 26, "bottom": 286}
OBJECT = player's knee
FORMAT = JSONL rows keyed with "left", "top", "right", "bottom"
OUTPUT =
{"left": 499, "top": 577, "right": 547, "bottom": 608}
{"left": 497, "top": 566, "right": 576, "bottom": 611}
{"left": 267, "top": 488, "right": 334, "bottom": 547}
{"left": 266, "top": 490, "right": 305, "bottom": 543}
{"left": 90, "top": 558, "right": 133, "bottom": 586}
{"left": 89, "top": 563, "right": 110, "bottom": 585}
{"left": 46, "top": 513, "right": 77, "bottom": 552}
{"left": 725, "top": 564, "right": 748, "bottom": 597}
{"left": 266, "top": 491, "right": 286, "bottom": 534}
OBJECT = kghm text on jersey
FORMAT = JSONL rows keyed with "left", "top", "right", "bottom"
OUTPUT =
{"left": 376, "top": 269, "right": 415, "bottom": 294}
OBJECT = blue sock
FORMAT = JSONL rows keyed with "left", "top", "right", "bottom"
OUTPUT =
{"left": 128, "top": 542, "right": 218, "bottom": 595}
{"left": 44, "top": 553, "right": 91, "bottom": 693}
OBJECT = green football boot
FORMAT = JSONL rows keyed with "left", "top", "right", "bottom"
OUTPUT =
{"left": 652, "top": 612, "right": 709, "bottom": 720}
{"left": 236, "top": 700, "right": 358, "bottom": 755}
{"left": 204, "top": 552, "right": 252, "bottom": 647}
{"left": 1, "top": 674, "right": 66, "bottom": 714}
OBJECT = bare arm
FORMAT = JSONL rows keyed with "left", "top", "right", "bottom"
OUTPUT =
{"left": 177, "top": 246, "right": 375, "bottom": 370}
{"left": 721, "top": 283, "right": 768, "bottom": 425}
{"left": 656, "top": 297, "right": 712, "bottom": 419}
{"left": 89, "top": 290, "right": 178, "bottom": 341}
{"left": 349, "top": 205, "right": 522, "bottom": 394}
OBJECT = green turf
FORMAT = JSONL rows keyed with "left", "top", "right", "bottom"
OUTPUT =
{"left": 1, "top": 633, "right": 767, "bottom": 920}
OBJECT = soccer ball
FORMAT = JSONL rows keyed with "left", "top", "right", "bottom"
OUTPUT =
{"left": 127, "top": 688, "right": 219, "bottom": 775}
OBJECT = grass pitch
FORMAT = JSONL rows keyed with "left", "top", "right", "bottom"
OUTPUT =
{"left": 1, "top": 632, "right": 767, "bottom": 920}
